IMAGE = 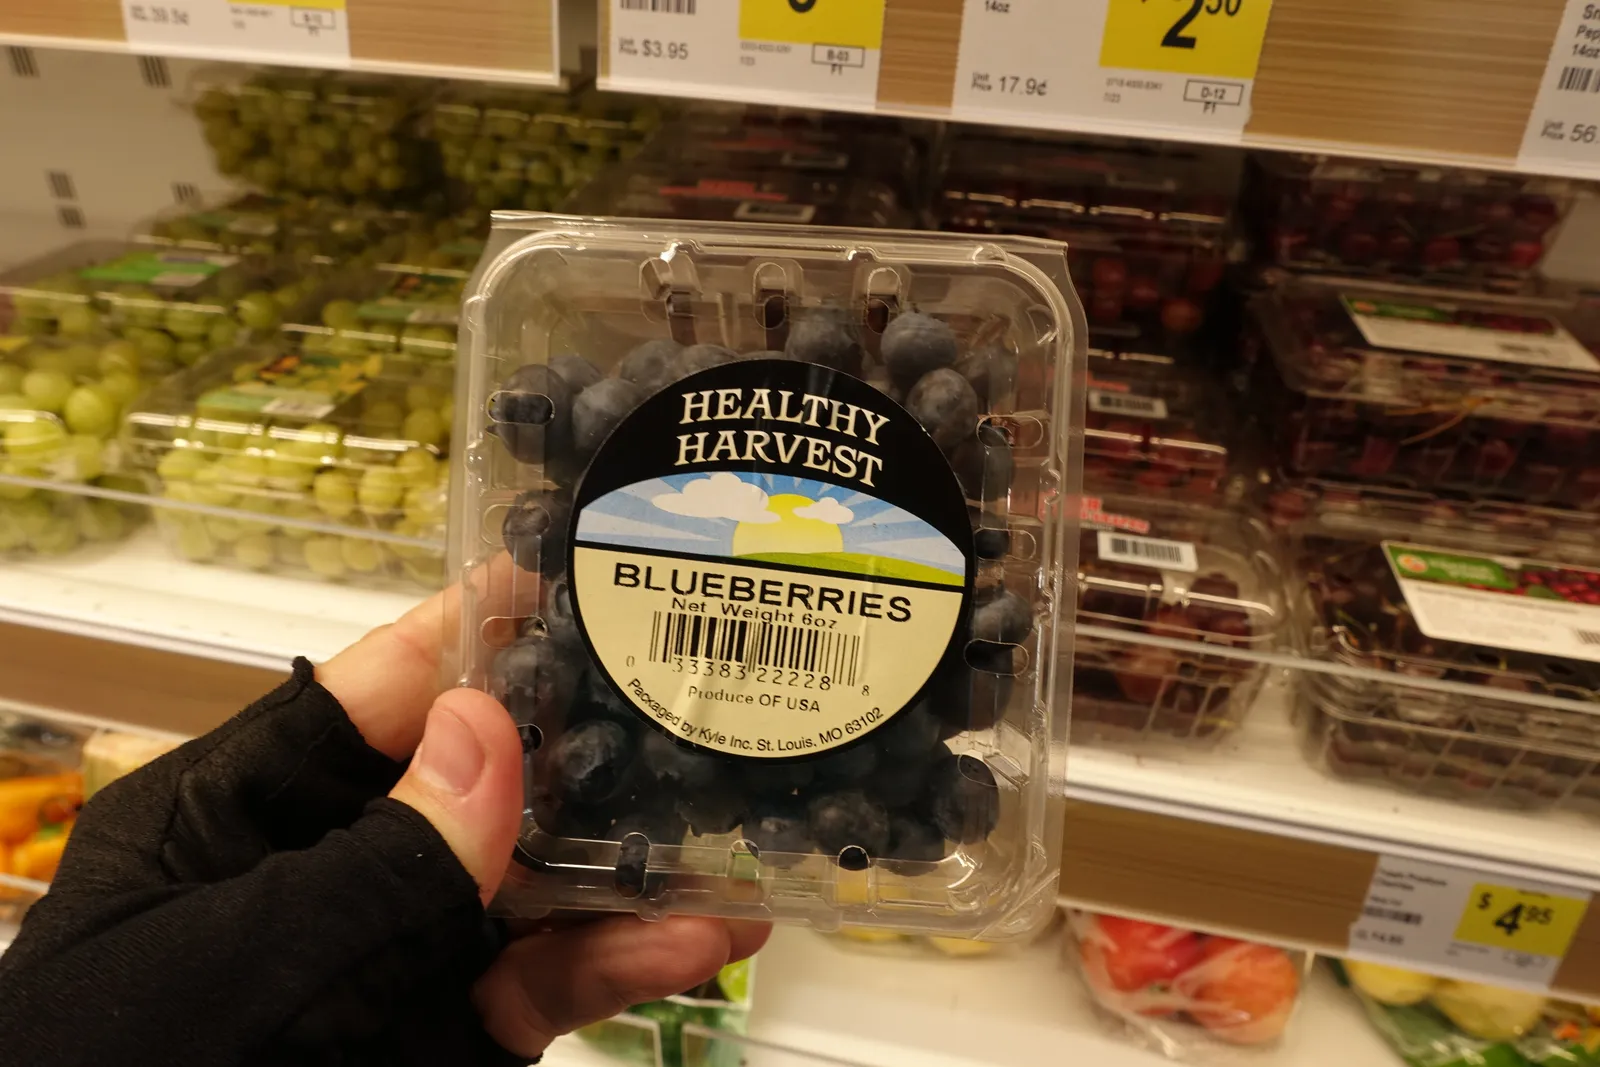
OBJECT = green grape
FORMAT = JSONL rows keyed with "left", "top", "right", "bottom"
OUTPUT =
{"left": 245, "top": 158, "right": 284, "bottom": 190}
{"left": 12, "top": 318, "right": 50, "bottom": 337}
{"left": 339, "top": 171, "right": 372, "bottom": 198}
{"left": 312, "top": 470, "right": 357, "bottom": 519}
{"left": 321, "top": 299, "right": 361, "bottom": 331}
{"left": 0, "top": 507, "right": 24, "bottom": 552}
{"left": 363, "top": 400, "right": 404, "bottom": 431}
{"left": 98, "top": 339, "right": 141, "bottom": 376}
{"left": 350, "top": 152, "right": 380, "bottom": 179}
{"left": 400, "top": 407, "right": 444, "bottom": 448}
{"left": 3, "top": 419, "right": 67, "bottom": 464}
{"left": 0, "top": 366, "right": 21, "bottom": 395}
{"left": 279, "top": 499, "right": 319, "bottom": 539}
{"left": 0, "top": 393, "right": 27, "bottom": 411}
{"left": 173, "top": 519, "right": 217, "bottom": 562}
{"left": 59, "top": 435, "right": 104, "bottom": 482}
{"left": 174, "top": 341, "right": 209, "bottom": 366}
{"left": 403, "top": 484, "right": 446, "bottom": 529}
{"left": 287, "top": 144, "right": 322, "bottom": 175}
{"left": 263, "top": 457, "right": 315, "bottom": 492}
{"left": 56, "top": 304, "right": 101, "bottom": 338}
{"left": 157, "top": 447, "right": 209, "bottom": 482}
{"left": 62, "top": 385, "right": 117, "bottom": 437}
{"left": 208, "top": 317, "right": 242, "bottom": 349}
{"left": 217, "top": 453, "right": 268, "bottom": 488}
{"left": 281, "top": 97, "right": 311, "bottom": 125}
{"left": 274, "top": 535, "right": 306, "bottom": 566}
{"left": 303, "top": 536, "right": 347, "bottom": 579}
{"left": 0, "top": 462, "right": 37, "bottom": 502}
{"left": 161, "top": 480, "right": 197, "bottom": 504}
{"left": 310, "top": 124, "right": 342, "bottom": 153}
{"left": 205, "top": 516, "right": 245, "bottom": 543}
{"left": 341, "top": 537, "right": 384, "bottom": 574}
{"left": 164, "top": 307, "right": 215, "bottom": 341}
{"left": 22, "top": 369, "right": 73, "bottom": 413}
{"left": 357, "top": 465, "right": 406, "bottom": 516}
{"left": 395, "top": 447, "right": 439, "bottom": 488}
{"left": 190, "top": 464, "right": 239, "bottom": 508}
{"left": 98, "top": 371, "right": 140, "bottom": 409}
{"left": 234, "top": 532, "right": 275, "bottom": 570}
{"left": 127, "top": 327, "right": 176, "bottom": 369}
{"left": 62, "top": 343, "right": 101, "bottom": 376}
{"left": 29, "top": 513, "right": 79, "bottom": 555}
{"left": 79, "top": 499, "right": 127, "bottom": 543}
{"left": 437, "top": 401, "right": 454, "bottom": 435}
{"left": 278, "top": 422, "right": 342, "bottom": 463}
{"left": 376, "top": 165, "right": 406, "bottom": 192}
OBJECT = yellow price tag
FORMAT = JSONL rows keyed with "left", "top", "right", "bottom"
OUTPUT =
{"left": 1100, "top": 0, "right": 1275, "bottom": 81}
{"left": 739, "top": 0, "right": 886, "bottom": 50}
{"left": 1454, "top": 884, "right": 1590, "bottom": 959}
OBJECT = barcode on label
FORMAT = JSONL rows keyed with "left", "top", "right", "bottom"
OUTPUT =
{"left": 649, "top": 611, "right": 859, "bottom": 684}
{"left": 1088, "top": 390, "right": 1169, "bottom": 419}
{"left": 1096, "top": 531, "right": 1199, "bottom": 573}
{"left": 1363, "top": 906, "right": 1424, "bottom": 925}
{"left": 1559, "top": 66, "right": 1600, "bottom": 93}
{"left": 1576, "top": 629, "right": 1600, "bottom": 647}
{"left": 619, "top": 0, "right": 696, "bottom": 11}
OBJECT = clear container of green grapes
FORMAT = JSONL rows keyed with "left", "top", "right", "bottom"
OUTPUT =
{"left": 189, "top": 67, "right": 433, "bottom": 203}
{"left": 118, "top": 342, "right": 451, "bottom": 589}
{"left": 0, "top": 335, "right": 147, "bottom": 558}
{"left": 0, "top": 241, "right": 322, "bottom": 372}
{"left": 282, "top": 261, "right": 474, "bottom": 366}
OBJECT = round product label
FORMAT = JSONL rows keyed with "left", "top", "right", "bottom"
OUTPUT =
{"left": 568, "top": 359, "right": 974, "bottom": 759}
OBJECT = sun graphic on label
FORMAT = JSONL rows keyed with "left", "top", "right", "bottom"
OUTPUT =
{"left": 732, "top": 494, "right": 848, "bottom": 557}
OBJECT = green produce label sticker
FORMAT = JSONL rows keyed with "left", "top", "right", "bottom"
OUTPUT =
{"left": 199, "top": 350, "right": 378, "bottom": 420}
{"left": 356, "top": 270, "right": 466, "bottom": 325}
{"left": 1383, "top": 540, "right": 1600, "bottom": 664}
{"left": 79, "top": 251, "right": 238, "bottom": 289}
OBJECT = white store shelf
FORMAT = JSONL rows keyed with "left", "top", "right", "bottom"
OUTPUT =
{"left": 0, "top": 526, "right": 422, "bottom": 669}
{"left": 544, "top": 926, "right": 1390, "bottom": 1067}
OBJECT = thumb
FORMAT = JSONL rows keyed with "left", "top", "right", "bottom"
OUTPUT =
{"left": 388, "top": 687, "right": 524, "bottom": 905}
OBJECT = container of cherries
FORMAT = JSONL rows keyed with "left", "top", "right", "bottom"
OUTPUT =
{"left": 450, "top": 213, "right": 1085, "bottom": 936}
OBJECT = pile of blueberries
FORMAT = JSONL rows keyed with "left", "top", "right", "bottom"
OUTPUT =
{"left": 481, "top": 307, "right": 1038, "bottom": 876}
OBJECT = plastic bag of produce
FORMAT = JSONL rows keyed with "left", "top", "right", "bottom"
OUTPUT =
{"left": 1066, "top": 910, "right": 1308, "bottom": 1059}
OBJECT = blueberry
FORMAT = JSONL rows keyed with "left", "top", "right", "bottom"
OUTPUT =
{"left": 546, "top": 720, "right": 636, "bottom": 805}
{"left": 875, "top": 701, "right": 940, "bottom": 765}
{"left": 607, "top": 806, "right": 687, "bottom": 848}
{"left": 954, "top": 345, "right": 1017, "bottom": 405}
{"left": 572, "top": 378, "right": 644, "bottom": 456}
{"left": 812, "top": 741, "right": 878, "bottom": 785}
{"left": 491, "top": 634, "right": 580, "bottom": 729}
{"left": 572, "top": 669, "right": 642, "bottom": 731}
{"left": 739, "top": 760, "right": 814, "bottom": 797}
{"left": 617, "top": 339, "right": 684, "bottom": 394}
{"left": 972, "top": 586, "right": 1033, "bottom": 645}
{"left": 676, "top": 785, "right": 747, "bottom": 836}
{"left": 674, "top": 344, "right": 737, "bottom": 378}
{"left": 883, "top": 813, "right": 946, "bottom": 873}
{"left": 609, "top": 807, "right": 686, "bottom": 898}
{"left": 868, "top": 757, "right": 935, "bottom": 809}
{"left": 546, "top": 578, "right": 576, "bottom": 626}
{"left": 488, "top": 364, "right": 572, "bottom": 464}
{"left": 742, "top": 799, "right": 813, "bottom": 865}
{"left": 950, "top": 423, "right": 1014, "bottom": 502}
{"left": 973, "top": 522, "right": 1011, "bottom": 561}
{"left": 640, "top": 729, "right": 724, "bottom": 792}
{"left": 550, "top": 352, "right": 603, "bottom": 393}
{"left": 785, "top": 310, "right": 860, "bottom": 371}
{"left": 807, "top": 789, "right": 891, "bottom": 859}
{"left": 923, "top": 753, "right": 1000, "bottom": 843}
{"left": 906, "top": 369, "right": 980, "bottom": 451}
{"left": 528, "top": 788, "right": 614, "bottom": 839}
{"left": 882, "top": 312, "right": 958, "bottom": 382}
{"left": 501, "top": 490, "right": 570, "bottom": 577}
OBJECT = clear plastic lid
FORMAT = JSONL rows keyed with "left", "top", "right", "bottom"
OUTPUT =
{"left": 119, "top": 342, "right": 449, "bottom": 589}
{"left": 283, "top": 258, "right": 473, "bottom": 365}
{"left": 565, "top": 169, "right": 913, "bottom": 230}
{"left": 452, "top": 213, "right": 1085, "bottom": 935}
{"left": 1083, "top": 368, "right": 1236, "bottom": 502}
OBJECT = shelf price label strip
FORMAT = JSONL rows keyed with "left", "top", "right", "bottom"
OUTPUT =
{"left": 604, "top": 0, "right": 888, "bottom": 109}
{"left": 951, "top": 0, "right": 1278, "bottom": 141}
{"left": 1349, "top": 854, "right": 1592, "bottom": 992}
{"left": 120, "top": 0, "right": 351, "bottom": 66}
{"left": 1519, "top": 0, "right": 1600, "bottom": 175}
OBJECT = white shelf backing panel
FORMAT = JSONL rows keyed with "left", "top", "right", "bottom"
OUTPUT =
{"left": 0, "top": 526, "right": 421, "bottom": 669}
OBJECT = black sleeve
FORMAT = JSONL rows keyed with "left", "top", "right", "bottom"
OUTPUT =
{"left": 0, "top": 659, "right": 528, "bottom": 1067}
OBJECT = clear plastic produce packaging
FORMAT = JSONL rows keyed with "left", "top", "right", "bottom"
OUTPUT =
{"left": 453, "top": 213, "right": 1084, "bottom": 933}
{"left": 1084, "top": 366, "right": 1238, "bottom": 501}
{"left": 1282, "top": 490, "right": 1600, "bottom": 809}
{"left": 1073, "top": 496, "right": 1286, "bottom": 746}
{"left": 566, "top": 167, "right": 913, "bottom": 229}
{"left": 284, "top": 261, "right": 472, "bottom": 365}
{"left": 1251, "top": 154, "right": 1575, "bottom": 283}
{"left": 1066, "top": 911, "right": 1309, "bottom": 1060}
{"left": 1251, "top": 278, "right": 1600, "bottom": 509}
{"left": 120, "top": 342, "right": 450, "bottom": 590}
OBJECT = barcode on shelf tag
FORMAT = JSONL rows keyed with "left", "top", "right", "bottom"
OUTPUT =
{"left": 1519, "top": 1, "right": 1600, "bottom": 172}
{"left": 120, "top": 0, "right": 351, "bottom": 65}
{"left": 606, "top": 0, "right": 886, "bottom": 107}
{"left": 1096, "top": 531, "right": 1199, "bottom": 572}
{"left": 1348, "top": 854, "right": 1590, "bottom": 991}
{"left": 1089, "top": 389, "right": 1169, "bottom": 419}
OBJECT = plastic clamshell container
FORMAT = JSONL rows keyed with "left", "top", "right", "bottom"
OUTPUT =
{"left": 1286, "top": 501, "right": 1600, "bottom": 810}
{"left": 1251, "top": 153, "right": 1576, "bottom": 283}
{"left": 1251, "top": 278, "right": 1600, "bottom": 510}
{"left": 284, "top": 262, "right": 471, "bottom": 364}
{"left": 1072, "top": 496, "right": 1286, "bottom": 746}
{"left": 566, "top": 168, "right": 913, "bottom": 229}
{"left": 1083, "top": 367, "right": 1235, "bottom": 502}
{"left": 452, "top": 213, "right": 1085, "bottom": 935}
{"left": 119, "top": 342, "right": 450, "bottom": 590}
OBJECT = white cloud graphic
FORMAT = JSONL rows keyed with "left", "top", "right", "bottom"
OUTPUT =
{"left": 792, "top": 498, "right": 855, "bottom": 525}
{"left": 652, "top": 473, "right": 779, "bottom": 524}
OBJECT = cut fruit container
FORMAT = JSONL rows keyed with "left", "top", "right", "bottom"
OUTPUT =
{"left": 1072, "top": 495, "right": 1287, "bottom": 747}
{"left": 451, "top": 212, "right": 1085, "bottom": 935}
{"left": 1250, "top": 277, "right": 1600, "bottom": 510}
{"left": 119, "top": 342, "right": 450, "bottom": 590}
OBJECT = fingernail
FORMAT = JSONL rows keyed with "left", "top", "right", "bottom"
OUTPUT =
{"left": 415, "top": 707, "right": 484, "bottom": 797}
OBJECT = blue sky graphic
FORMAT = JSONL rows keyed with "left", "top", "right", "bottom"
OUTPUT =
{"left": 575, "top": 472, "right": 963, "bottom": 577}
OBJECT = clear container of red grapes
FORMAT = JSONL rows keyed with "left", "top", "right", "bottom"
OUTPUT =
{"left": 450, "top": 212, "right": 1087, "bottom": 936}
{"left": 1073, "top": 495, "right": 1286, "bottom": 747}
{"left": 1251, "top": 277, "right": 1600, "bottom": 509}
{"left": 1285, "top": 498, "right": 1600, "bottom": 810}
{"left": 1251, "top": 154, "right": 1576, "bottom": 284}
{"left": 118, "top": 341, "right": 450, "bottom": 590}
